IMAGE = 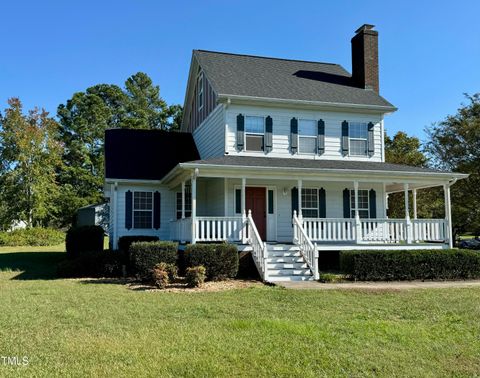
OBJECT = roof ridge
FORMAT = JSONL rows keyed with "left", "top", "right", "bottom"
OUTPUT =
{"left": 194, "top": 49, "right": 341, "bottom": 67}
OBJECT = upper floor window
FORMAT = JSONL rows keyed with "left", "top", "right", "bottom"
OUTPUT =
{"left": 298, "top": 119, "right": 317, "bottom": 154}
{"left": 133, "top": 191, "right": 153, "bottom": 228}
{"left": 350, "top": 189, "right": 369, "bottom": 218}
{"left": 349, "top": 122, "right": 368, "bottom": 156}
{"left": 197, "top": 73, "right": 204, "bottom": 111}
{"left": 245, "top": 116, "right": 264, "bottom": 151}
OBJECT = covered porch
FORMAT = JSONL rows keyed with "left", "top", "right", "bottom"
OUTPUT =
{"left": 166, "top": 169, "right": 457, "bottom": 249}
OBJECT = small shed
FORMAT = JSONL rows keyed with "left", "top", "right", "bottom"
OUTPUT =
{"left": 75, "top": 203, "right": 108, "bottom": 230}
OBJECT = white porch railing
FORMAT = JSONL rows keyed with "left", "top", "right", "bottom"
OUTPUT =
{"left": 246, "top": 210, "right": 268, "bottom": 281}
{"left": 195, "top": 216, "right": 246, "bottom": 242}
{"left": 412, "top": 219, "right": 446, "bottom": 242}
{"left": 300, "top": 217, "right": 447, "bottom": 244}
{"left": 360, "top": 219, "right": 407, "bottom": 243}
{"left": 293, "top": 211, "right": 319, "bottom": 280}
{"left": 170, "top": 216, "right": 245, "bottom": 243}
{"left": 303, "top": 218, "right": 356, "bottom": 242}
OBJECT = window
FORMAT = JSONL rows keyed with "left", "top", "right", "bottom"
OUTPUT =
{"left": 245, "top": 116, "right": 264, "bottom": 151}
{"left": 133, "top": 191, "right": 153, "bottom": 228}
{"left": 349, "top": 122, "right": 368, "bottom": 156}
{"left": 301, "top": 188, "right": 319, "bottom": 218}
{"left": 350, "top": 190, "right": 369, "bottom": 218}
{"left": 298, "top": 119, "right": 317, "bottom": 154}
{"left": 176, "top": 184, "right": 192, "bottom": 219}
{"left": 197, "top": 73, "right": 204, "bottom": 111}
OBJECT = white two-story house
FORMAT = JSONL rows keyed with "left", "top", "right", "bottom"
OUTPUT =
{"left": 105, "top": 24, "right": 467, "bottom": 281}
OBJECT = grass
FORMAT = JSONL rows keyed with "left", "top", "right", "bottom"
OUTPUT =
{"left": 0, "top": 246, "right": 480, "bottom": 377}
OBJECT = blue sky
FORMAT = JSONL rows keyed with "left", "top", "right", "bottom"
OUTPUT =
{"left": 1, "top": 1, "right": 479, "bottom": 139}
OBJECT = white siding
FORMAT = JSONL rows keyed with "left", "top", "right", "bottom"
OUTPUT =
{"left": 193, "top": 104, "right": 225, "bottom": 159}
{"left": 113, "top": 184, "right": 175, "bottom": 244}
{"left": 225, "top": 104, "right": 384, "bottom": 162}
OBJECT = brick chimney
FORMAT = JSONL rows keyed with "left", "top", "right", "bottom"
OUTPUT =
{"left": 351, "top": 24, "right": 379, "bottom": 93}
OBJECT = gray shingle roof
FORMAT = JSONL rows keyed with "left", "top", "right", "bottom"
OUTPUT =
{"left": 194, "top": 50, "right": 395, "bottom": 109}
{"left": 183, "top": 155, "right": 453, "bottom": 175}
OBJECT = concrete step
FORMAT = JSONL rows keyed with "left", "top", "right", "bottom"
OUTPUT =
{"left": 267, "top": 251, "right": 302, "bottom": 257}
{"left": 266, "top": 245, "right": 300, "bottom": 252}
{"left": 267, "top": 269, "right": 312, "bottom": 276}
{"left": 267, "top": 262, "right": 309, "bottom": 269}
{"left": 266, "top": 257, "right": 305, "bottom": 263}
{"left": 267, "top": 275, "right": 315, "bottom": 282}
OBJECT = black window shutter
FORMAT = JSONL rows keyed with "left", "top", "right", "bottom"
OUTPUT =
{"left": 125, "top": 190, "right": 133, "bottom": 230}
{"left": 265, "top": 116, "right": 273, "bottom": 152}
{"left": 153, "top": 191, "right": 161, "bottom": 229}
{"left": 318, "top": 119, "right": 325, "bottom": 155}
{"left": 290, "top": 117, "right": 298, "bottom": 153}
{"left": 236, "top": 114, "right": 244, "bottom": 151}
{"left": 318, "top": 188, "right": 326, "bottom": 218}
{"left": 235, "top": 189, "right": 241, "bottom": 214}
{"left": 268, "top": 190, "right": 274, "bottom": 214}
{"left": 343, "top": 188, "right": 350, "bottom": 218}
{"left": 341, "top": 121, "right": 349, "bottom": 156}
{"left": 368, "top": 122, "right": 375, "bottom": 157}
{"left": 291, "top": 187, "right": 299, "bottom": 216}
{"left": 369, "top": 189, "right": 377, "bottom": 218}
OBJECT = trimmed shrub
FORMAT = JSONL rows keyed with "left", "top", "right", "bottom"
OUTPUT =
{"left": 185, "top": 266, "right": 206, "bottom": 288}
{"left": 185, "top": 243, "right": 239, "bottom": 281}
{"left": 130, "top": 241, "right": 178, "bottom": 281}
{"left": 152, "top": 263, "right": 169, "bottom": 289}
{"left": 57, "top": 250, "right": 126, "bottom": 278}
{"left": 340, "top": 249, "right": 480, "bottom": 281}
{"left": 0, "top": 228, "right": 64, "bottom": 247}
{"left": 66, "top": 226, "right": 104, "bottom": 258}
{"left": 118, "top": 235, "right": 159, "bottom": 253}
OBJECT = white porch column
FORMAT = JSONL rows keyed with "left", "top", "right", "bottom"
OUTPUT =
{"left": 444, "top": 183, "right": 453, "bottom": 248}
{"left": 354, "top": 181, "right": 362, "bottom": 243}
{"left": 412, "top": 188, "right": 418, "bottom": 220}
{"left": 404, "top": 183, "right": 413, "bottom": 243}
{"left": 224, "top": 178, "right": 228, "bottom": 216}
{"left": 111, "top": 182, "right": 118, "bottom": 250}
{"left": 241, "top": 178, "right": 246, "bottom": 213}
{"left": 297, "top": 179, "right": 303, "bottom": 220}
{"left": 383, "top": 182, "right": 388, "bottom": 218}
{"left": 181, "top": 180, "right": 186, "bottom": 219}
{"left": 191, "top": 173, "right": 197, "bottom": 244}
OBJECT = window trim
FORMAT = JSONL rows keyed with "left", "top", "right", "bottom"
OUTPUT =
{"left": 348, "top": 122, "right": 368, "bottom": 157}
{"left": 297, "top": 119, "right": 318, "bottom": 155}
{"left": 176, "top": 184, "right": 192, "bottom": 219}
{"left": 301, "top": 187, "right": 320, "bottom": 218}
{"left": 197, "top": 72, "right": 204, "bottom": 111}
{"left": 244, "top": 115, "right": 265, "bottom": 152}
{"left": 133, "top": 191, "right": 154, "bottom": 229}
{"left": 349, "top": 189, "right": 370, "bottom": 219}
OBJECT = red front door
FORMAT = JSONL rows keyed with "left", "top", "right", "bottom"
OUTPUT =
{"left": 246, "top": 187, "right": 267, "bottom": 241}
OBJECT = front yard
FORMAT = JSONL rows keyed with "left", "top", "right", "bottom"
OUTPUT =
{"left": 1, "top": 246, "right": 480, "bottom": 377}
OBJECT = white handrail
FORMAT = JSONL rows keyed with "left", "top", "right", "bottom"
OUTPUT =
{"left": 302, "top": 218, "right": 356, "bottom": 242}
{"left": 293, "top": 211, "right": 319, "bottom": 280}
{"left": 246, "top": 210, "right": 268, "bottom": 281}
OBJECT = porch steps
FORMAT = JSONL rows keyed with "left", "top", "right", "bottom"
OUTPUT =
{"left": 265, "top": 244, "right": 314, "bottom": 282}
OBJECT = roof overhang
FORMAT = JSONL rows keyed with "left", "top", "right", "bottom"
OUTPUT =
{"left": 218, "top": 94, "right": 397, "bottom": 115}
{"left": 161, "top": 161, "right": 468, "bottom": 189}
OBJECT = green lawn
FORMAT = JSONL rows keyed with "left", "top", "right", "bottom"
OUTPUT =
{"left": 1, "top": 246, "right": 480, "bottom": 377}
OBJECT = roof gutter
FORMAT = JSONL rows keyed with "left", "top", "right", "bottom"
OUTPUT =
{"left": 177, "top": 162, "right": 469, "bottom": 180}
{"left": 218, "top": 94, "right": 397, "bottom": 114}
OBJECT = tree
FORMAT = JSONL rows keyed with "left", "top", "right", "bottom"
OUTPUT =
{"left": 425, "top": 93, "right": 480, "bottom": 237}
{"left": 0, "top": 98, "right": 63, "bottom": 228}
{"left": 384, "top": 131, "right": 442, "bottom": 219}
{"left": 56, "top": 72, "right": 182, "bottom": 225}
